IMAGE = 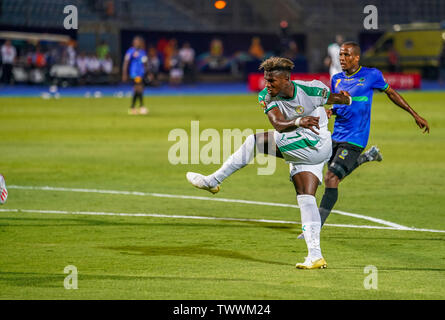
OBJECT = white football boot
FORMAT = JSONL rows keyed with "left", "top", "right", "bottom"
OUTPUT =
{"left": 186, "top": 172, "right": 220, "bottom": 194}
{"left": 296, "top": 256, "right": 327, "bottom": 269}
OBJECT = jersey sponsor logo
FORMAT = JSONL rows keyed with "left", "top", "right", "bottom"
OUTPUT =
{"left": 295, "top": 105, "right": 304, "bottom": 115}
{"left": 133, "top": 51, "right": 140, "bottom": 58}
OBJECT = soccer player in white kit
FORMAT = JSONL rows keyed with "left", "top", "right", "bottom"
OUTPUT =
{"left": 187, "top": 57, "right": 351, "bottom": 269}
{"left": 326, "top": 34, "right": 344, "bottom": 78}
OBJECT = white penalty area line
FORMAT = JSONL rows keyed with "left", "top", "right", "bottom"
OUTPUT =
{"left": 1, "top": 208, "right": 444, "bottom": 234}
{"left": 9, "top": 185, "right": 410, "bottom": 230}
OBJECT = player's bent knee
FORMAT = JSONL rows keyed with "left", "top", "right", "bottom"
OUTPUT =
{"left": 328, "top": 162, "right": 346, "bottom": 181}
{"left": 254, "top": 132, "right": 271, "bottom": 155}
{"left": 325, "top": 170, "right": 340, "bottom": 187}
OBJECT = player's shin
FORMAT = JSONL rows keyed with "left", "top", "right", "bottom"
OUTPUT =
{"left": 319, "top": 188, "right": 338, "bottom": 227}
{"left": 297, "top": 194, "right": 322, "bottom": 259}
{"left": 209, "top": 134, "right": 256, "bottom": 186}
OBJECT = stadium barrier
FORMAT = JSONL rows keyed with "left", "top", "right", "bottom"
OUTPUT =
{"left": 248, "top": 72, "right": 421, "bottom": 91}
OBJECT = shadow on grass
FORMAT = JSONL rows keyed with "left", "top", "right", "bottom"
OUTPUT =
{"left": 0, "top": 216, "right": 301, "bottom": 233}
{"left": 325, "top": 235, "right": 445, "bottom": 241}
{"left": 0, "top": 271, "right": 254, "bottom": 289}
{"left": 329, "top": 266, "right": 445, "bottom": 272}
{"left": 103, "top": 244, "right": 289, "bottom": 266}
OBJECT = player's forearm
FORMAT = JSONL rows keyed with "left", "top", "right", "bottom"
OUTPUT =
{"left": 122, "top": 61, "right": 129, "bottom": 76}
{"left": 387, "top": 89, "right": 418, "bottom": 117}
{"left": 271, "top": 119, "right": 298, "bottom": 133}
{"left": 326, "top": 93, "right": 351, "bottom": 105}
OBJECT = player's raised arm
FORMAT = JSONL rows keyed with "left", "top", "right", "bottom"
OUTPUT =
{"left": 267, "top": 106, "right": 320, "bottom": 135}
{"left": 385, "top": 86, "right": 430, "bottom": 133}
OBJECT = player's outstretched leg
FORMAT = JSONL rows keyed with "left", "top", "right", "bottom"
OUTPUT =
{"left": 0, "top": 174, "right": 8, "bottom": 204}
{"left": 357, "top": 145, "right": 383, "bottom": 165}
{"left": 186, "top": 134, "right": 255, "bottom": 194}
{"left": 186, "top": 132, "right": 278, "bottom": 194}
{"left": 186, "top": 172, "right": 220, "bottom": 194}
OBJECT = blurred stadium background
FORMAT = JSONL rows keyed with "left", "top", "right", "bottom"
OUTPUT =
{"left": 1, "top": 0, "right": 445, "bottom": 94}
{"left": 1, "top": 0, "right": 445, "bottom": 300}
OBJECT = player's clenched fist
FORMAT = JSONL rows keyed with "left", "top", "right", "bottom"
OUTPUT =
{"left": 299, "top": 116, "right": 320, "bottom": 135}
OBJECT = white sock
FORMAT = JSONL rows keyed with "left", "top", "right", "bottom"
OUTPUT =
{"left": 207, "top": 134, "right": 256, "bottom": 187}
{"left": 297, "top": 194, "right": 322, "bottom": 260}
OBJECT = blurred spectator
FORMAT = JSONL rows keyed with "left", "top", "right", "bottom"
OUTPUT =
{"left": 147, "top": 46, "right": 161, "bottom": 86}
{"left": 209, "top": 38, "right": 226, "bottom": 70}
{"left": 325, "top": 34, "right": 344, "bottom": 78}
{"left": 197, "top": 38, "right": 230, "bottom": 72}
{"left": 1, "top": 40, "right": 16, "bottom": 84}
{"left": 169, "top": 48, "right": 183, "bottom": 85}
{"left": 248, "top": 36, "right": 265, "bottom": 60}
{"left": 156, "top": 37, "right": 168, "bottom": 60}
{"left": 97, "top": 40, "right": 110, "bottom": 60}
{"left": 163, "top": 38, "right": 178, "bottom": 71}
{"left": 86, "top": 53, "right": 101, "bottom": 75}
{"left": 62, "top": 41, "right": 77, "bottom": 67}
{"left": 32, "top": 46, "right": 47, "bottom": 69}
{"left": 46, "top": 44, "right": 61, "bottom": 67}
{"left": 210, "top": 38, "right": 223, "bottom": 58}
{"left": 179, "top": 42, "right": 195, "bottom": 83}
{"left": 100, "top": 53, "right": 113, "bottom": 75}
{"left": 76, "top": 51, "right": 88, "bottom": 80}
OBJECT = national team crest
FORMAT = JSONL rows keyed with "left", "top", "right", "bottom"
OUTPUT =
{"left": 296, "top": 105, "right": 304, "bottom": 114}
{"left": 339, "top": 149, "right": 348, "bottom": 160}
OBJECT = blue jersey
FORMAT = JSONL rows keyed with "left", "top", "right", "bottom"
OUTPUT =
{"left": 124, "top": 47, "right": 147, "bottom": 79}
{"left": 331, "top": 66, "right": 389, "bottom": 148}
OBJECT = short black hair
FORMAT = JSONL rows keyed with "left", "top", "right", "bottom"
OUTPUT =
{"left": 341, "top": 41, "right": 361, "bottom": 56}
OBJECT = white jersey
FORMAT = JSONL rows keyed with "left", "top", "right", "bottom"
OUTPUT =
{"left": 258, "top": 80, "right": 332, "bottom": 166}
{"left": 327, "top": 43, "right": 342, "bottom": 78}
{"left": 259, "top": 80, "right": 330, "bottom": 131}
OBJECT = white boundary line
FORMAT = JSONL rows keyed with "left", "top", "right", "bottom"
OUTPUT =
{"left": 0, "top": 208, "right": 444, "bottom": 233}
{"left": 8, "top": 185, "right": 410, "bottom": 229}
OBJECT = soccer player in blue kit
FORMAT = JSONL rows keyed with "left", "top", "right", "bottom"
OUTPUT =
{"left": 122, "top": 36, "right": 149, "bottom": 115}
{"left": 318, "top": 41, "right": 430, "bottom": 228}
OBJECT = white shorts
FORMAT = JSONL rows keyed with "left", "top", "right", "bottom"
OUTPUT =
{"left": 274, "top": 128, "right": 332, "bottom": 166}
{"left": 289, "top": 162, "right": 326, "bottom": 185}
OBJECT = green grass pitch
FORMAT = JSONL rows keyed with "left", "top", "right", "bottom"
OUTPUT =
{"left": 0, "top": 91, "right": 444, "bottom": 299}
